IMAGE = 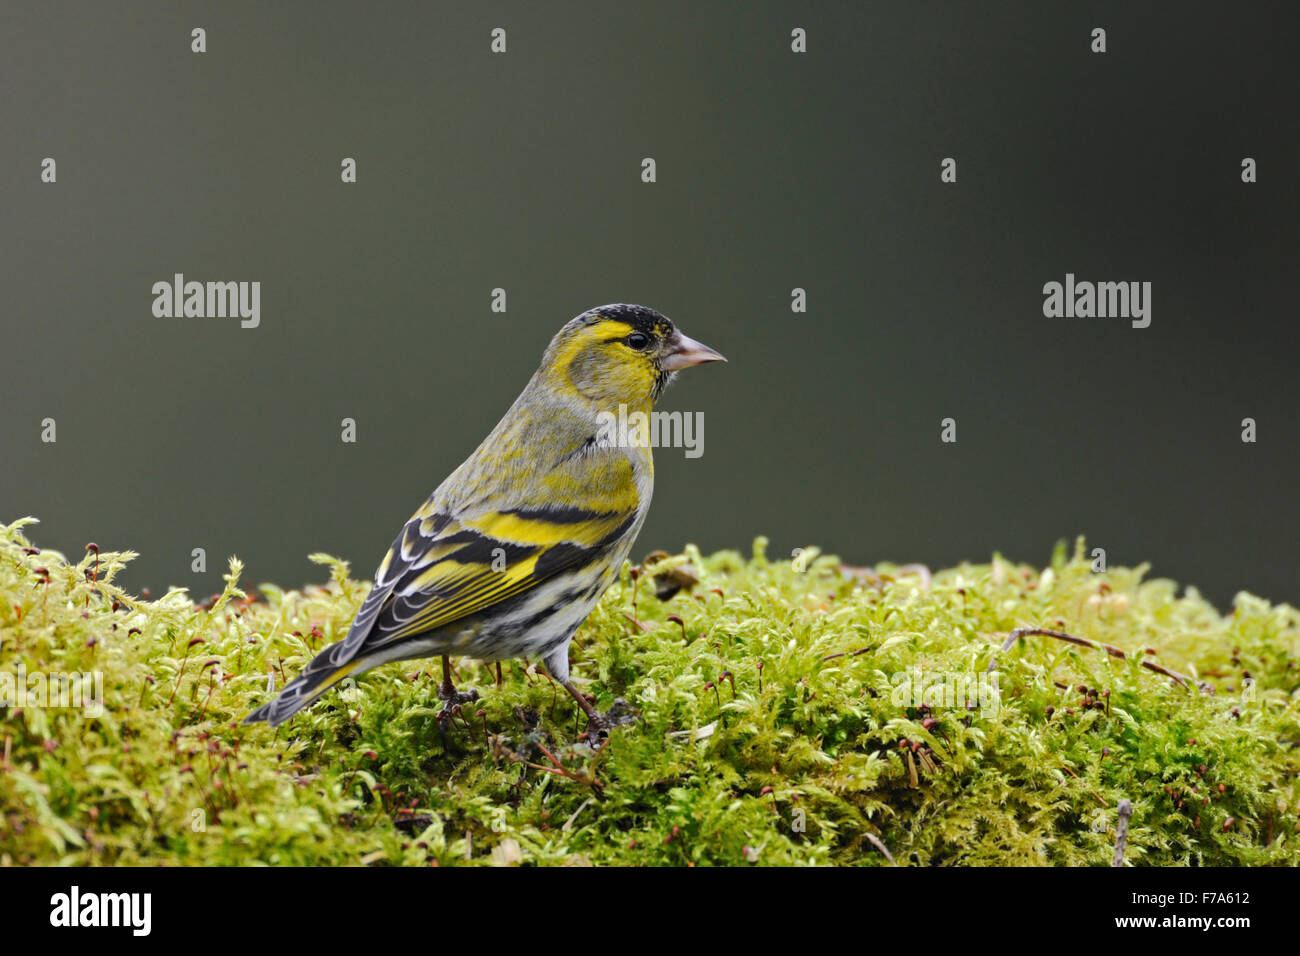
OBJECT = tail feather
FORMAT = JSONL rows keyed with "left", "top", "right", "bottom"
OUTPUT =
{"left": 242, "top": 650, "right": 361, "bottom": 727}
{"left": 245, "top": 574, "right": 397, "bottom": 727}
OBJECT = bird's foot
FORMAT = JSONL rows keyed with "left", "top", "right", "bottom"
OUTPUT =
{"left": 579, "top": 698, "right": 638, "bottom": 744}
{"left": 436, "top": 684, "right": 480, "bottom": 732}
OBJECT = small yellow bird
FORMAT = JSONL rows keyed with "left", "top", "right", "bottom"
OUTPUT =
{"left": 244, "top": 304, "right": 724, "bottom": 736}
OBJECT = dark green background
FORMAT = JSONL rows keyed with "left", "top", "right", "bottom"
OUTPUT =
{"left": 3, "top": 2, "right": 1297, "bottom": 608}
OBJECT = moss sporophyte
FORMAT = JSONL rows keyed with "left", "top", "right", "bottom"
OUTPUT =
{"left": 1, "top": 518, "right": 1296, "bottom": 866}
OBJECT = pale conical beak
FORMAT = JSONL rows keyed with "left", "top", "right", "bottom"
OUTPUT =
{"left": 660, "top": 330, "right": 727, "bottom": 371}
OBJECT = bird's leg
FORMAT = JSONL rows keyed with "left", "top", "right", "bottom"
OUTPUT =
{"left": 559, "top": 679, "right": 637, "bottom": 742}
{"left": 436, "top": 655, "right": 479, "bottom": 733}
{"left": 560, "top": 679, "right": 600, "bottom": 728}
{"left": 560, "top": 679, "right": 596, "bottom": 719}
{"left": 542, "top": 649, "right": 638, "bottom": 742}
{"left": 438, "top": 655, "right": 457, "bottom": 697}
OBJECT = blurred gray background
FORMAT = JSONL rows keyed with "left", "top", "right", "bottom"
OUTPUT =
{"left": 2, "top": 2, "right": 1297, "bottom": 609}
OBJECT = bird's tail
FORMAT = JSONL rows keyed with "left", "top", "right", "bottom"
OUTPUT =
{"left": 242, "top": 644, "right": 366, "bottom": 728}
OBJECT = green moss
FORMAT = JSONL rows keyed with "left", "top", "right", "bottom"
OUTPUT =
{"left": 1, "top": 517, "right": 1296, "bottom": 866}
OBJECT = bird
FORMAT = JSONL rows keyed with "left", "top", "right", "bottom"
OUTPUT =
{"left": 243, "top": 304, "right": 725, "bottom": 738}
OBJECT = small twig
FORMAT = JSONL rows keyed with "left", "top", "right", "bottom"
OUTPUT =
{"left": 534, "top": 741, "right": 568, "bottom": 774}
{"left": 514, "top": 741, "right": 605, "bottom": 789}
{"left": 1061, "top": 763, "right": 1109, "bottom": 807}
{"left": 1112, "top": 798, "right": 1133, "bottom": 867}
{"left": 864, "top": 832, "right": 896, "bottom": 865}
{"left": 562, "top": 796, "right": 595, "bottom": 831}
{"left": 988, "top": 626, "right": 1194, "bottom": 688}
{"left": 822, "top": 645, "right": 876, "bottom": 662}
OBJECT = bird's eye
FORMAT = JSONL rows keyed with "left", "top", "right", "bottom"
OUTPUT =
{"left": 625, "top": 333, "right": 651, "bottom": 350}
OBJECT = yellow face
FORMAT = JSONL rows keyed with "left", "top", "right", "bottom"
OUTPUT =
{"left": 541, "top": 304, "right": 726, "bottom": 412}
{"left": 554, "top": 317, "right": 670, "bottom": 407}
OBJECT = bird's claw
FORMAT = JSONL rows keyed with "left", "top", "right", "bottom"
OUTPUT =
{"left": 580, "top": 698, "right": 638, "bottom": 743}
{"left": 436, "top": 686, "right": 480, "bottom": 731}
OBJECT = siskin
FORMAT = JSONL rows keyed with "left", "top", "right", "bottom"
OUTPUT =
{"left": 244, "top": 304, "right": 724, "bottom": 736}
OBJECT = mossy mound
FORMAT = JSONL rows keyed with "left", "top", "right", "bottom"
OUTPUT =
{"left": 1, "top": 516, "right": 1296, "bottom": 866}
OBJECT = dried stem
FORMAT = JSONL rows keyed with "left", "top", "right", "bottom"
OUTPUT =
{"left": 988, "top": 626, "right": 1195, "bottom": 689}
{"left": 1112, "top": 798, "right": 1133, "bottom": 867}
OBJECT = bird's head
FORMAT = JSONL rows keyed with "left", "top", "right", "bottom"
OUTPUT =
{"left": 540, "top": 304, "right": 726, "bottom": 409}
